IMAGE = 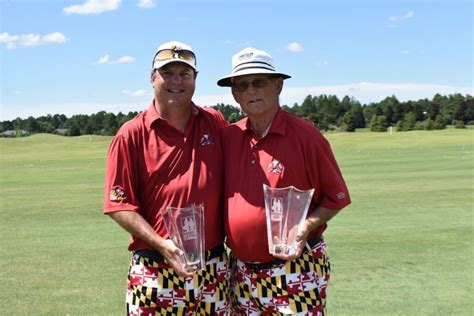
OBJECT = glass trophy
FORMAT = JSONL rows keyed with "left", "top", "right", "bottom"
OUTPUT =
{"left": 162, "top": 203, "right": 205, "bottom": 272}
{"left": 263, "top": 184, "right": 314, "bottom": 256}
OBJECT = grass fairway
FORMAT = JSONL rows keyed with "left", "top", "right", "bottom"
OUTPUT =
{"left": 0, "top": 129, "right": 472, "bottom": 315}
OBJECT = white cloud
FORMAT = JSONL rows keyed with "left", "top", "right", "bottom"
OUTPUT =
{"left": 0, "top": 33, "right": 19, "bottom": 49}
{"left": 0, "top": 32, "right": 67, "bottom": 49}
{"left": 111, "top": 56, "right": 136, "bottom": 64}
{"left": 122, "top": 89, "right": 150, "bottom": 97}
{"left": 18, "top": 34, "right": 41, "bottom": 47}
{"left": 316, "top": 60, "right": 329, "bottom": 67}
{"left": 286, "top": 42, "right": 304, "bottom": 53}
{"left": 63, "top": 0, "right": 121, "bottom": 15}
{"left": 389, "top": 10, "right": 414, "bottom": 22}
{"left": 402, "top": 48, "right": 424, "bottom": 55}
{"left": 97, "top": 54, "right": 110, "bottom": 64}
{"left": 388, "top": 10, "right": 414, "bottom": 27}
{"left": 43, "top": 32, "right": 67, "bottom": 43}
{"left": 97, "top": 54, "right": 135, "bottom": 64}
{"left": 137, "top": 0, "right": 156, "bottom": 8}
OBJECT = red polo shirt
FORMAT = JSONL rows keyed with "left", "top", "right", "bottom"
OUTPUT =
{"left": 104, "top": 101, "right": 227, "bottom": 251}
{"left": 223, "top": 108, "right": 351, "bottom": 262}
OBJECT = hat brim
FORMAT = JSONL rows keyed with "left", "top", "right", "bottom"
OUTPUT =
{"left": 217, "top": 69, "right": 291, "bottom": 87}
{"left": 153, "top": 59, "right": 197, "bottom": 72}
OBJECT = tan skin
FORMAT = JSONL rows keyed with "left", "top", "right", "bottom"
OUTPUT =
{"left": 231, "top": 74, "right": 342, "bottom": 261}
{"left": 108, "top": 62, "right": 198, "bottom": 278}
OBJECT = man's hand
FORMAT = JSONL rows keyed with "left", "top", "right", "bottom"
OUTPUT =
{"left": 108, "top": 210, "right": 194, "bottom": 278}
{"left": 158, "top": 239, "right": 193, "bottom": 278}
{"left": 272, "top": 222, "right": 311, "bottom": 261}
{"left": 271, "top": 206, "right": 340, "bottom": 262}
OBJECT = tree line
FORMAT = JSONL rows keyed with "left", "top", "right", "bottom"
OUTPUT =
{"left": 0, "top": 111, "right": 139, "bottom": 137}
{"left": 1, "top": 93, "right": 472, "bottom": 137}
{"left": 215, "top": 93, "right": 473, "bottom": 132}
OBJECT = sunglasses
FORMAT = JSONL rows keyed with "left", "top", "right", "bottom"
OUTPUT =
{"left": 153, "top": 48, "right": 196, "bottom": 66}
{"left": 231, "top": 77, "right": 273, "bottom": 92}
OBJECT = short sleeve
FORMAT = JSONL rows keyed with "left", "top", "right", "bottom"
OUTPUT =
{"left": 103, "top": 133, "right": 141, "bottom": 214}
{"left": 306, "top": 130, "right": 351, "bottom": 211}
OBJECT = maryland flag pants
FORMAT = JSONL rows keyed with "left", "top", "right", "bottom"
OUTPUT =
{"left": 230, "top": 239, "right": 331, "bottom": 315}
{"left": 126, "top": 245, "right": 230, "bottom": 315}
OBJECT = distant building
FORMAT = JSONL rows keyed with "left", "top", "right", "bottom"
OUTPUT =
{"left": 0, "top": 130, "right": 30, "bottom": 137}
{"left": 53, "top": 128, "right": 69, "bottom": 135}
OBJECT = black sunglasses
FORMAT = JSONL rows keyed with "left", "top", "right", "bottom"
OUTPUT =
{"left": 231, "top": 77, "right": 274, "bottom": 92}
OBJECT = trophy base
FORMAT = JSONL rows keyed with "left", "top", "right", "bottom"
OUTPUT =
{"left": 184, "top": 261, "right": 202, "bottom": 273}
{"left": 271, "top": 244, "right": 296, "bottom": 256}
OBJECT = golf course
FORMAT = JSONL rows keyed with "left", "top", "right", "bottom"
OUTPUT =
{"left": 0, "top": 127, "right": 472, "bottom": 315}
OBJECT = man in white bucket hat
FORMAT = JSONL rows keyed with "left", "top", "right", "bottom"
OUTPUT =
{"left": 219, "top": 47, "right": 351, "bottom": 315}
{"left": 104, "top": 41, "right": 230, "bottom": 315}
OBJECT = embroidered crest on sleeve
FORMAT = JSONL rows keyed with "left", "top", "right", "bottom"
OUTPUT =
{"left": 336, "top": 192, "right": 346, "bottom": 200}
{"left": 200, "top": 133, "right": 214, "bottom": 145}
{"left": 110, "top": 186, "right": 126, "bottom": 202}
{"left": 267, "top": 159, "right": 284, "bottom": 174}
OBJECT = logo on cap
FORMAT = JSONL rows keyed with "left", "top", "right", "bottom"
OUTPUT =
{"left": 239, "top": 52, "right": 254, "bottom": 60}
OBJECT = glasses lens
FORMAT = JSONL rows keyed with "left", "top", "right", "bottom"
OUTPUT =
{"left": 156, "top": 49, "right": 174, "bottom": 60}
{"left": 233, "top": 81, "right": 250, "bottom": 92}
{"left": 177, "top": 50, "right": 195, "bottom": 62}
{"left": 232, "top": 78, "right": 269, "bottom": 92}
{"left": 252, "top": 78, "right": 269, "bottom": 88}
{"left": 154, "top": 49, "right": 196, "bottom": 66}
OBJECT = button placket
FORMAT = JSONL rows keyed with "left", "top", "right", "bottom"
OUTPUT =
{"left": 250, "top": 141, "right": 260, "bottom": 165}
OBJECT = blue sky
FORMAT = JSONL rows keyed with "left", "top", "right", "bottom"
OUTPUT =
{"left": 1, "top": 0, "right": 472, "bottom": 120}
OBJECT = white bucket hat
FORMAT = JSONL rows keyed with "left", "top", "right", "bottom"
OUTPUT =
{"left": 152, "top": 41, "right": 197, "bottom": 71}
{"left": 217, "top": 47, "right": 291, "bottom": 87}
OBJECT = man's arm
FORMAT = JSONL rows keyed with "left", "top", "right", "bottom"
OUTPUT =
{"left": 108, "top": 211, "right": 192, "bottom": 277}
{"left": 273, "top": 206, "right": 341, "bottom": 261}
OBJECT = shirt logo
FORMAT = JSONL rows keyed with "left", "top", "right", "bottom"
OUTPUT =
{"left": 336, "top": 192, "right": 346, "bottom": 200}
{"left": 267, "top": 159, "right": 284, "bottom": 174}
{"left": 109, "top": 186, "right": 125, "bottom": 202}
{"left": 200, "top": 133, "right": 214, "bottom": 145}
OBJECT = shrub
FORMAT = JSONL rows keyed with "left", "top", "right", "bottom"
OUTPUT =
{"left": 342, "top": 112, "right": 356, "bottom": 132}
{"left": 424, "top": 118, "right": 435, "bottom": 130}
{"left": 395, "top": 121, "right": 403, "bottom": 131}
{"left": 370, "top": 115, "right": 388, "bottom": 132}
{"left": 401, "top": 112, "right": 416, "bottom": 131}
{"left": 454, "top": 120, "right": 466, "bottom": 129}
{"left": 433, "top": 115, "right": 446, "bottom": 130}
{"left": 415, "top": 122, "right": 424, "bottom": 130}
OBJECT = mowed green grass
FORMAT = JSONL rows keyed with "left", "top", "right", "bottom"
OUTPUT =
{"left": 0, "top": 129, "right": 472, "bottom": 315}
